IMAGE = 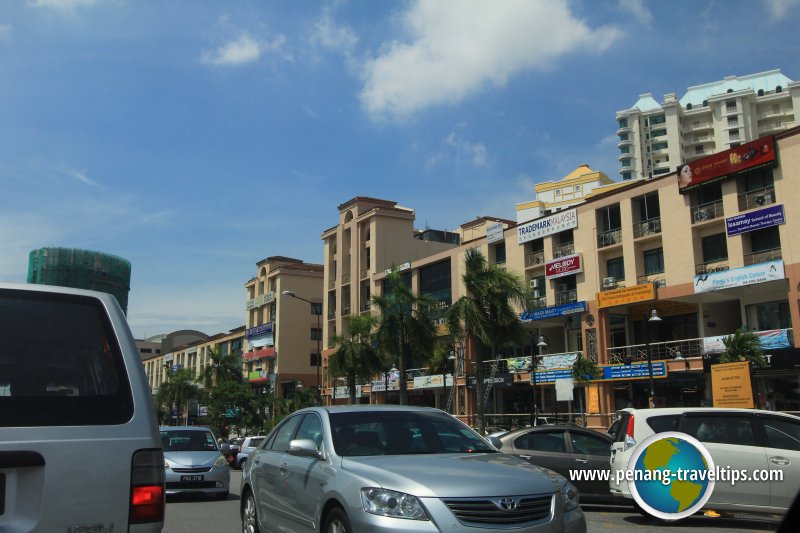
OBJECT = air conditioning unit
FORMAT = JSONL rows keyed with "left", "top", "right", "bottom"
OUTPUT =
{"left": 529, "top": 278, "right": 542, "bottom": 289}
{"left": 602, "top": 277, "right": 616, "bottom": 288}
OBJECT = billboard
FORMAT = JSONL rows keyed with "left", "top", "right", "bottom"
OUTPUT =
{"left": 545, "top": 253, "right": 583, "bottom": 279}
{"left": 678, "top": 136, "right": 776, "bottom": 193}
{"left": 517, "top": 209, "right": 577, "bottom": 244}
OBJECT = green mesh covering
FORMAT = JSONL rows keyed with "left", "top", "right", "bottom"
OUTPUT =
{"left": 27, "top": 247, "right": 132, "bottom": 314}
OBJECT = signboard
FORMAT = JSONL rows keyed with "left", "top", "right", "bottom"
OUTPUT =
{"left": 413, "top": 375, "right": 453, "bottom": 389}
{"left": 600, "top": 362, "right": 667, "bottom": 381}
{"left": 248, "top": 370, "right": 270, "bottom": 382}
{"left": 539, "top": 353, "right": 579, "bottom": 370}
{"left": 678, "top": 136, "right": 776, "bottom": 193}
{"left": 555, "top": 378, "right": 574, "bottom": 401}
{"left": 370, "top": 380, "right": 399, "bottom": 392}
{"left": 587, "top": 383, "right": 600, "bottom": 414}
{"left": 520, "top": 301, "right": 586, "bottom": 322}
{"left": 694, "top": 260, "right": 784, "bottom": 293}
{"left": 385, "top": 262, "right": 411, "bottom": 275}
{"left": 486, "top": 222, "right": 504, "bottom": 244}
{"left": 726, "top": 204, "right": 785, "bottom": 236}
{"left": 533, "top": 369, "right": 573, "bottom": 383}
{"left": 252, "top": 347, "right": 276, "bottom": 359}
{"left": 247, "top": 322, "right": 274, "bottom": 338}
{"left": 703, "top": 328, "right": 791, "bottom": 353}
{"left": 545, "top": 253, "right": 583, "bottom": 279}
{"left": 711, "top": 361, "right": 754, "bottom": 408}
{"left": 517, "top": 209, "right": 578, "bottom": 244}
{"left": 597, "top": 283, "right": 656, "bottom": 309}
{"left": 198, "top": 405, "right": 208, "bottom": 417}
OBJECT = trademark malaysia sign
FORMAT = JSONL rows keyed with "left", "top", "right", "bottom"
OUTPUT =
{"left": 545, "top": 253, "right": 582, "bottom": 280}
{"left": 517, "top": 209, "right": 577, "bottom": 244}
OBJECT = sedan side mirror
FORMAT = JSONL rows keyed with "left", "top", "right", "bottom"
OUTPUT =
{"left": 288, "top": 439, "right": 324, "bottom": 460}
{"left": 487, "top": 436, "right": 503, "bottom": 450}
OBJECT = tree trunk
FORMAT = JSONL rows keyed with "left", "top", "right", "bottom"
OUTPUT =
{"left": 476, "top": 343, "right": 487, "bottom": 435}
{"left": 398, "top": 337, "right": 408, "bottom": 405}
{"left": 348, "top": 370, "right": 356, "bottom": 405}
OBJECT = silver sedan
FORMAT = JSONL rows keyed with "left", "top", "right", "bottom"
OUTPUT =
{"left": 240, "top": 405, "right": 586, "bottom": 533}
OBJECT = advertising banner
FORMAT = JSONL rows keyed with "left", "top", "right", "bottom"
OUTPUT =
{"left": 597, "top": 283, "right": 656, "bottom": 308}
{"left": 703, "top": 328, "right": 791, "bottom": 353}
{"left": 726, "top": 204, "right": 785, "bottom": 236}
{"left": 486, "top": 222, "right": 504, "bottom": 244}
{"left": 370, "top": 380, "right": 399, "bottom": 392}
{"left": 539, "top": 352, "right": 579, "bottom": 370}
{"left": 532, "top": 368, "right": 573, "bottom": 383}
{"left": 247, "top": 322, "right": 274, "bottom": 338}
{"left": 678, "top": 136, "right": 776, "bottom": 193}
{"left": 545, "top": 253, "right": 583, "bottom": 279}
{"left": 694, "top": 260, "right": 784, "bottom": 293}
{"left": 711, "top": 361, "right": 754, "bottom": 408}
{"left": 587, "top": 384, "right": 600, "bottom": 414}
{"left": 413, "top": 375, "right": 453, "bottom": 389}
{"left": 517, "top": 209, "right": 577, "bottom": 244}
{"left": 601, "top": 362, "right": 667, "bottom": 380}
{"left": 519, "top": 301, "right": 586, "bottom": 321}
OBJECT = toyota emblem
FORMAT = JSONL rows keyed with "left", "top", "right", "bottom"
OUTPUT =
{"left": 498, "top": 498, "right": 518, "bottom": 511}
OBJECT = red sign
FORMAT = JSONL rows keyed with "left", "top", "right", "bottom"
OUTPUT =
{"left": 252, "top": 347, "right": 275, "bottom": 360}
{"left": 678, "top": 136, "right": 776, "bottom": 193}
{"left": 243, "top": 351, "right": 255, "bottom": 362}
{"left": 545, "top": 253, "right": 583, "bottom": 279}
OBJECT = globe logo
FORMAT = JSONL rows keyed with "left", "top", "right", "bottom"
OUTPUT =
{"left": 627, "top": 431, "right": 716, "bottom": 521}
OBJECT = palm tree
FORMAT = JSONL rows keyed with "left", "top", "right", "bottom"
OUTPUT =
{"left": 720, "top": 329, "right": 767, "bottom": 367}
{"left": 156, "top": 368, "right": 201, "bottom": 425}
{"left": 571, "top": 354, "right": 600, "bottom": 427}
{"left": 196, "top": 346, "right": 244, "bottom": 389}
{"left": 328, "top": 314, "right": 383, "bottom": 404}
{"left": 446, "top": 248, "right": 527, "bottom": 434}
{"left": 373, "top": 269, "right": 438, "bottom": 405}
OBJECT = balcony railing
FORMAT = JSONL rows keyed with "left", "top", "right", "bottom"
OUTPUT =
{"left": 360, "top": 300, "right": 371, "bottom": 312}
{"left": 526, "top": 297, "right": 547, "bottom": 310}
{"left": 636, "top": 275, "right": 666, "bottom": 288}
{"left": 633, "top": 217, "right": 662, "bottom": 238}
{"left": 744, "top": 248, "right": 782, "bottom": 266}
{"left": 738, "top": 186, "right": 775, "bottom": 211}
{"left": 342, "top": 273, "right": 351, "bottom": 284}
{"left": 691, "top": 200, "right": 723, "bottom": 224}
{"left": 328, "top": 280, "right": 336, "bottom": 290}
{"left": 328, "top": 310, "right": 336, "bottom": 320}
{"left": 597, "top": 229, "right": 622, "bottom": 248}
{"left": 607, "top": 338, "right": 704, "bottom": 364}
{"left": 360, "top": 268, "right": 369, "bottom": 279}
{"left": 554, "top": 243, "right": 575, "bottom": 257}
{"left": 555, "top": 290, "right": 577, "bottom": 305}
{"left": 695, "top": 260, "right": 729, "bottom": 276}
{"left": 342, "top": 304, "right": 351, "bottom": 317}
{"left": 525, "top": 250, "right": 545, "bottom": 267}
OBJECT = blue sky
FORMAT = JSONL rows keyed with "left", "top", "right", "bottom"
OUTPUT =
{"left": 1, "top": 0, "right": 798, "bottom": 339}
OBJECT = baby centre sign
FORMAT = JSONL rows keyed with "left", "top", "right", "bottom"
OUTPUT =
{"left": 546, "top": 253, "right": 583, "bottom": 279}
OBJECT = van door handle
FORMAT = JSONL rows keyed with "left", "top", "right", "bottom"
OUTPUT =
{"left": 770, "top": 456, "right": 790, "bottom": 466}
{"left": 575, "top": 459, "right": 589, "bottom": 464}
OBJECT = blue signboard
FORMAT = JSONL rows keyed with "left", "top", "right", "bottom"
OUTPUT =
{"left": 726, "top": 204, "right": 785, "bottom": 236}
{"left": 247, "top": 322, "right": 273, "bottom": 338}
{"left": 520, "top": 301, "right": 586, "bottom": 322}
{"left": 532, "top": 369, "right": 573, "bottom": 384}
{"left": 602, "top": 362, "right": 666, "bottom": 380}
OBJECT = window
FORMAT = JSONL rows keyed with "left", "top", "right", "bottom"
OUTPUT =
{"left": 644, "top": 248, "right": 664, "bottom": 275}
{"left": 556, "top": 189, "right": 562, "bottom": 195}
{"left": 646, "top": 415, "right": 681, "bottom": 433}
{"left": 622, "top": 172, "right": 632, "bottom": 180}
{"left": 295, "top": 414, "right": 324, "bottom": 451}
{"left": 607, "top": 257, "right": 624, "bottom": 281}
{"left": 695, "top": 145, "right": 704, "bottom": 154}
{"left": 570, "top": 432, "right": 611, "bottom": 457}
{"left": 726, "top": 101, "right": 737, "bottom": 112}
{"left": 618, "top": 118, "right": 628, "bottom": 128}
{"left": 514, "top": 431, "right": 566, "bottom": 453}
{"left": 763, "top": 417, "right": 800, "bottom": 451}
{"left": 651, "top": 128, "right": 667, "bottom": 138}
{"left": 652, "top": 142, "right": 668, "bottom": 151}
{"left": 575, "top": 185, "right": 581, "bottom": 191}
{"left": 270, "top": 415, "right": 302, "bottom": 453}
{"left": 494, "top": 243, "right": 506, "bottom": 264}
{"left": 650, "top": 114, "right": 666, "bottom": 125}
{"left": 310, "top": 353, "right": 321, "bottom": 367}
{"left": 702, "top": 233, "right": 728, "bottom": 263}
{"left": 311, "top": 328, "right": 322, "bottom": 341}
{"left": 749, "top": 226, "right": 780, "bottom": 253}
{"left": 311, "top": 303, "right": 323, "bottom": 316}
{"left": 746, "top": 301, "right": 791, "bottom": 331}
{"left": 620, "top": 146, "right": 630, "bottom": 154}
{"left": 683, "top": 415, "right": 756, "bottom": 446}
{"left": 730, "top": 129, "right": 740, "bottom": 140}
{"left": 728, "top": 117, "right": 739, "bottom": 127}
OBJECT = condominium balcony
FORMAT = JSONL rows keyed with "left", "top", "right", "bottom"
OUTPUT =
{"left": 695, "top": 260, "right": 729, "bottom": 276}
{"left": 686, "top": 121, "right": 713, "bottom": 132}
{"left": 526, "top": 296, "right": 547, "bottom": 310}
{"left": 691, "top": 200, "right": 724, "bottom": 224}
{"left": 597, "top": 228, "right": 622, "bottom": 248}
{"left": 555, "top": 290, "right": 577, "bottom": 305}
{"left": 342, "top": 273, "right": 351, "bottom": 284}
{"left": 617, "top": 138, "right": 632, "bottom": 148}
{"left": 328, "top": 280, "right": 336, "bottom": 290}
{"left": 328, "top": 310, "right": 336, "bottom": 320}
{"left": 632, "top": 217, "right": 662, "bottom": 239}
{"left": 554, "top": 242, "right": 575, "bottom": 258}
{"left": 636, "top": 274, "right": 666, "bottom": 288}
{"left": 738, "top": 186, "right": 775, "bottom": 211}
{"left": 616, "top": 125, "right": 631, "bottom": 136}
{"left": 360, "top": 300, "right": 371, "bottom": 312}
{"left": 342, "top": 304, "right": 351, "bottom": 317}
{"left": 524, "top": 250, "right": 545, "bottom": 268}
{"left": 744, "top": 247, "right": 782, "bottom": 266}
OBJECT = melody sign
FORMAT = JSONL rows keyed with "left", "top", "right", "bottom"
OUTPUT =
{"left": 546, "top": 253, "right": 582, "bottom": 279}
{"left": 517, "top": 209, "right": 577, "bottom": 244}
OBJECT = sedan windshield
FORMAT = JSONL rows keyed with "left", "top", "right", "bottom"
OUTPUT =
{"left": 330, "top": 410, "right": 497, "bottom": 457}
{"left": 161, "top": 430, "right": 218, "bottom": 452}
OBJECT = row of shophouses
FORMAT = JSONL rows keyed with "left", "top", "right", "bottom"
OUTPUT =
{"left": 142, "top": 127, "right": 800, "bottom": 430}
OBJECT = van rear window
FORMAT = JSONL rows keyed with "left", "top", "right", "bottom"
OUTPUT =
{"left": 0, "top": 289, "right": 133, "bottom": 426}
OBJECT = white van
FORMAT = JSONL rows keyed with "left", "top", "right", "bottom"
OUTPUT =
{"left": 0, "top": 283, "right": 165, "bottom": 532}
{"left": 609, "top": 407, "right": 800, "bottom": 517}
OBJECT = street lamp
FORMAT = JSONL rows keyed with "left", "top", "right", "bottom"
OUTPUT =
{"left": 446, "top": 352, "right": 456, "bottom": 414}
{"left": 530, "top": 335, "right": 547, "bottom": 426}
{"left": 644, "top": 309, "right": 662, "bottom": 408}
{"left": 282, "top": 290, "right": 321, "bottom": 406}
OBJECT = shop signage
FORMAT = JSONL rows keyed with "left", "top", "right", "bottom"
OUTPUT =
{"left": 726, "top": 204, "right": 785, "bottom": 236}
{"left": 517, "top": 209, "right": 577, "bottom": 244}
{"left": 678, "top": 136, "right": 776, "bottom": 193}
{"left": 252, "top": 347, "right": 275, "bottom": 359}
{"left": 413, "top": 375, "right": 453, "bottom": 389}
{"left": 532, "top": 368, "right": 573, "bottom": 383}
{"left": 711, "top": 361, "right": 754, "bottom": 408}
{"left": 246, "top": 322, "right": 273, "bottom": 338}
{"left": 703, "top": 328, "right": 791, "bottom": 353}
{"left": 597, "top": 283, "right": 656, "bottom": 308}
{"left": 248, "top": 370, "right": 269, "bottom": 382}
{"left": 546, "top": 253, "right": 583, "bottom": 279}
{"left": 468, "top": 374, "right": 515, "bottom": 387}
{"left": 587, "top": 383, "right": 600, "bottom": 414}
{"left": 519, "top": 301, "right": 586, "bottom": 321}
{"left": 507, "top": 356, "right": 532, "bottom": 373}
{"left": 539, "top": 352, "right": 579, "bottom": 370}
{"left": 486, "top": 222, "right": 504, "bottom": 244}
{"left": 601, "top": 362, "right": 666, "bottom": 380}
{"left": 385, "top": 262, "right": 411, "bottom": 275}
{"left": 370, "top": 380, "right": 399, "bottom": 392}
{"left": 694, "top": 260, "right": 784, "bottom": 293}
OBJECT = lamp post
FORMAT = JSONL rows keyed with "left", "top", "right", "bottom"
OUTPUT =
{"left": 446, "top": 352, "right": 456, "bottom": 414}
{"left": 384, "top": 363, "right": 398, "bottom": 404}
{"left": 282, "top": 290, "right": 321, "bottom": 406}
{"left": 644, "top": 309, "right": 662, "bottom": 408}
{"left": 530, "top": 335, "right": 547, "bottom": 426}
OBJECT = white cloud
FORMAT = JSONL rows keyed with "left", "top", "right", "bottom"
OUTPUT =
{"left": 619, "top": 0, "right": 653, "bottom": 27}
{"left": 360, "top": 0, "right": 620, "bottom": 121}
{"left": 311, "top": 8, "right": 358, "bottom": 56}
{"left": 65, "top": 168, "right": 101, "bottom": 187}
{"left": 763, "top": 0, "right": 800, "bottom": 20}
{"left": 202, "top": 32, "right": 290, "bottom": 66}
{"left": 427, "top": 125, "right": 489, "bottom": 169}
{"left": 0, "top": 24, "right": 11, "bottom": 42}
{"left": 29, "top": 0, "right": 98, "bottom": 12}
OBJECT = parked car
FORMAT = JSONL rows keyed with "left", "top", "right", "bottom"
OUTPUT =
{"left": 235, "top": 435, "right": 267, "bottom": 469}
{"left": 609, "top": 407, "right": 800, "bottom": 518}
{"left": 240, "top": 405, "right": 586, "bottom": 533}
{"left": 161, "top": 426, "right": 230, "bottom": 499}
{"left": 496, "top": 425, "right": 613, "bottom": 503}
{"left": 0, "top": 282, "right": 165, "bottom": 532}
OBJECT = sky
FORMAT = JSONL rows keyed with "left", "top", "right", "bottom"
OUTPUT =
{"left": 1, "top": 0, "right": 799, "bottom": 340}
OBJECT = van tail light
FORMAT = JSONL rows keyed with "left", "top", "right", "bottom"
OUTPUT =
{"left": 130, "top": 449, "right": 165, "bottom": 524}
{"left": 623, "top": 415, "right": 636, "bottom": 451}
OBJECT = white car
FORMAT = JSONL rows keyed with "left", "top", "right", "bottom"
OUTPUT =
{"left": 609, "top": 407, "right": 800, "bottom": 518}
{"left": 235, "top": 435, "right": 267, "bottom": 469}
{"left": 0, "top": 283, "right": 165, "bottom": 532}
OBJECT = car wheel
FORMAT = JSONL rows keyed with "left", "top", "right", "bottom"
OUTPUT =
{"left": 324, "top": 507, "right": 351, "bottom": 533}
{"left": 216, "top": 491, "right": 229, "bottom": 500}
{"left": 242, "top": 490, "right": 261, "bottom": 533}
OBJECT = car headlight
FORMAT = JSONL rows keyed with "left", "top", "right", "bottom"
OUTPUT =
{"left": 561, "top": 481, "right": 580, "bottom": 512}
{"left": 164, "top": 461, "right": 170, "bottom": 470}
{"left": 361, "top": 488, "right": 429, "bottom": 520}
{"left": 214, "top": 455, "right": 228, "bottom": 468}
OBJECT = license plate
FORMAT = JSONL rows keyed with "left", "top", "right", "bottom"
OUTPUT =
{"left": 181, "top": 475, "right": 204, "bottom": 482}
